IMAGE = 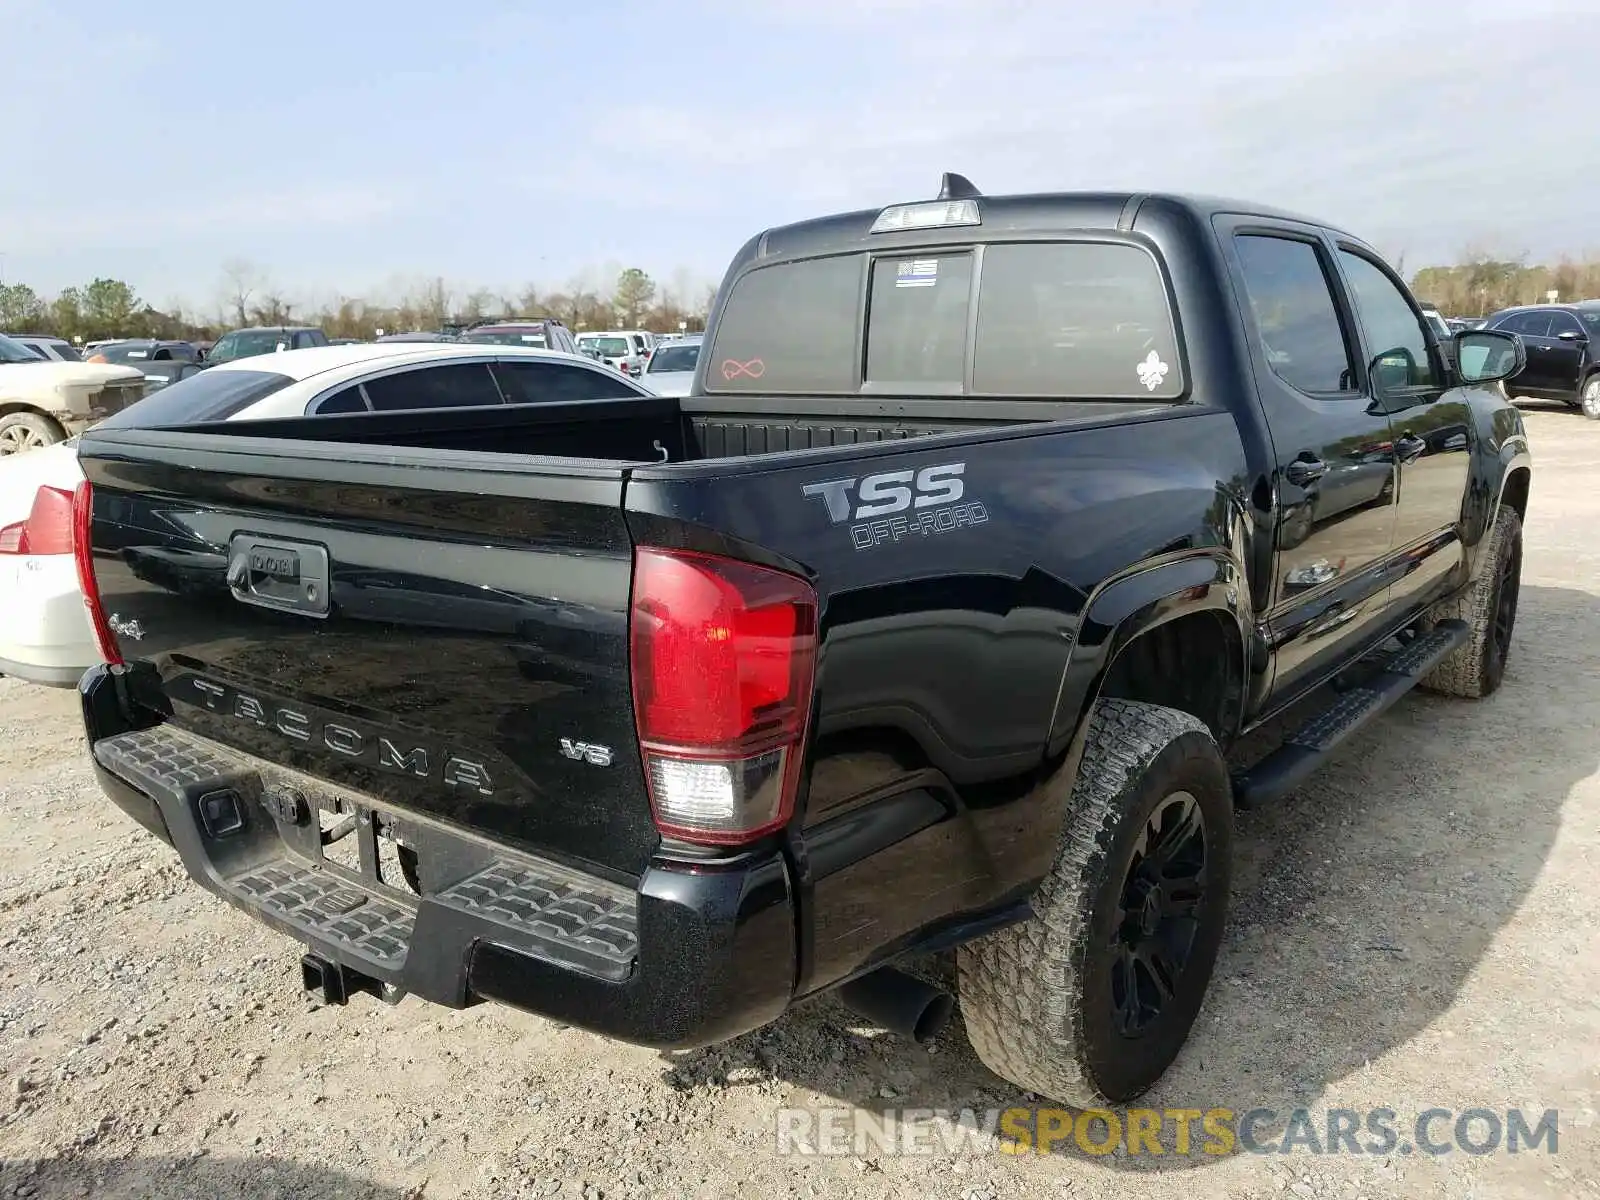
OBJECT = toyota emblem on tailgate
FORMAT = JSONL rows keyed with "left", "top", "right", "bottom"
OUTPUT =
{"left": 227, "top": 533, "right": 332, "bottom": 618}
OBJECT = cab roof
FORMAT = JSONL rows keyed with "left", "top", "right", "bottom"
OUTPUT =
{"left": 751, "top": 179, "right": 1346, "bottom": 262}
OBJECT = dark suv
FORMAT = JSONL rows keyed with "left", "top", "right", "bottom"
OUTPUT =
{"left": 209, "top": 326, "right": 330, "bottom": 364}
{"left": 1485, "top": 301, "right": 1600, "bottom": 418}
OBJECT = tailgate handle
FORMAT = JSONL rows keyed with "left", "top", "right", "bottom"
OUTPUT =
{"left": 227, "top": 534, "right": 332, "bottom": 619}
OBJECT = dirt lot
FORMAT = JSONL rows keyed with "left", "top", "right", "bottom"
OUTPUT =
{"left": 2, "top": 407, "right": 1597, "bottom": 1200}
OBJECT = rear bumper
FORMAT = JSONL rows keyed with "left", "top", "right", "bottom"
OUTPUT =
{"left": 79, "top": 666, "right": 796, "bottom": 1049}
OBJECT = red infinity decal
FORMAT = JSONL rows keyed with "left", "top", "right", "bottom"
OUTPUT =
{"left": 721, "top": 358, "right": 765, "bottom": 380}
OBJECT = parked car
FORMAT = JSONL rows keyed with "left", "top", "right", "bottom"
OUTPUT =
{"left": 8, "top": 335, "right": 82, "bottom": 362}
{"left": 86, "top": 339, "right": 199, "bottom": 365}
{"left": 0, "top": 332, "right": 147, "bottom": 455}
{"left": 208, "top": 326, "right": 329, "bottom": 364}
{"left": 1483, "top": 302, "right": 1600, "bottom": 418}
{"left": 71, "top": 179, "right": 1529, "bottom": 1109}
{"left": 376, "top": 332, "right": 460, "bottom": 343}
{"left": 575, "top": 331, "right": 648, "bottom": 376}
{"left": 0, "top": 342, "right": 652, "bottom": 686}
{"left": 86, "top": 339, "right": 205, "bottom": 392}
{"left": 639, "top": 334, "right": 702, "bottom": 397}
{"left": 1418, "top": 303, "right": 1458, "bottom": 372}
{"left": 616, "top": 329, "right": 658, "bottom": 362}
{"left": 459, "top": 320, "right": 580, "bottom": 354}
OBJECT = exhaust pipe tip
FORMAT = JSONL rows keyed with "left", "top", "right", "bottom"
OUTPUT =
{"left": 837, "top": 966, "right": 955, "bottom": 1044}
{"left": 909, "top": 989, "right": 955, "bottom": 1044}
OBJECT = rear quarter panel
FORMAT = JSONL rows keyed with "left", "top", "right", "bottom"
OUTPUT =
{"left": 626, "top": 405, "right": 1252, "bottom": 991}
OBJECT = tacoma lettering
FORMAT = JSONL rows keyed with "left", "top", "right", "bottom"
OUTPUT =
{"left": 180, "top": 675, "right": 491, "bottom": 795}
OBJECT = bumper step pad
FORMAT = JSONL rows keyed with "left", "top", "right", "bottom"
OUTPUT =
{"left": 92, "top": 724, "right": 638, "bottom": 991}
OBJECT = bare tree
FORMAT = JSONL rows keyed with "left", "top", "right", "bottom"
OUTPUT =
{"left": 220, "top": 259, "right": 263, "bottom": 327}
{"left": 460, "top": 289, "right": 498, "bottom": 325}
{"left": 417, "top": 276, "right": 452, "bottom": 328}
{"left": 249, "top": 292, "right": 294, "bottom": 326}
{"left": 514, "top": 284, "right": 544, "bottom": 318}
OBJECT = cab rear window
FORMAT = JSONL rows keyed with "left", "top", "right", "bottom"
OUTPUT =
{"left": 707, "top": 241, "right": 1184, "bottom": 399}
{"left": 705, "top": 255, "right": 859, "bottom": 393}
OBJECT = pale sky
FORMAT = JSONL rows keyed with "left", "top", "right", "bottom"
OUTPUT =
{"left": 3, "top": 0, "right": 1595, "bottom": 310}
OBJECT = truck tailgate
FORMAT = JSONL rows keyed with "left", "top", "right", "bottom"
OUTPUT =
{"left": 77, "top": 430, "right": 658, "bottom": 880}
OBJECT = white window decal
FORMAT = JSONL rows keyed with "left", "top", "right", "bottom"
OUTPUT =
{"left": 1136, "top": 350, "right": 1169, "bottom": 391}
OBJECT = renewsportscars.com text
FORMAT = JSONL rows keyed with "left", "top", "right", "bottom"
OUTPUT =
{"left": 775, "top": 1106, "right": 1560, "bottom": 1159}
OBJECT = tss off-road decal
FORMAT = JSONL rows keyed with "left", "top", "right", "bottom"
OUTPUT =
{"left": 803, "top": 462, "right": 989, "bottom": 551}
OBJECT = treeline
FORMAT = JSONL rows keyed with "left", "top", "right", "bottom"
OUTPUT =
{"left": 1408, "top": 251, "right": 1600, "bottom": 316}
{"left": 0, "top": 262, "right": 716, "bottom": 345}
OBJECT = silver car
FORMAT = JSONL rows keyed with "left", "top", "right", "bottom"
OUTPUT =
{"left": 576, "top": 333, "right": 648, "bottom": 377}
{"left": 640, "top": 335, "right": 702, "bottom": 397}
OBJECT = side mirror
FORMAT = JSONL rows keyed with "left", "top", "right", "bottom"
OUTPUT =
{"left": 1369, "top": 346, "right": 1419, "bottom": 392}
{"left": 1558, "top": 329, "right": 1587, "bottom": 343}
{"left": 1454, "top": 329, "right": 1525, "bottom": 384}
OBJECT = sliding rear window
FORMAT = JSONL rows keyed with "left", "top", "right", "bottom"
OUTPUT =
{"left": 706, "top": 240, "right": 1182, "bottom": 398}
{"left": 865, "top": 254, "right": 973, "bottom": 388}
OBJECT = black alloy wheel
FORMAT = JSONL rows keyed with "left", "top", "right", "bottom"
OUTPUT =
{"left": 1111, "top": 789, "right": 1209, "bottom": 1038}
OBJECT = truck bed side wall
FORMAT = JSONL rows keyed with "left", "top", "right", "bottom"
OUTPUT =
{"left": 627, "top": 402, "right": 1254, "bottom": 994}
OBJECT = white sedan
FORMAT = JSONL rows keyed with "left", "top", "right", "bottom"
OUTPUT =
{"left": 0, "top": 341, "right": 652, "bottom": 687}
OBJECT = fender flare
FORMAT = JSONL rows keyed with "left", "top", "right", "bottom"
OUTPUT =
{"left": 1457, "top": 435, "right": 1531, "bottom": 580}
{"left": 1494, "top": 440, "right": 1532, "bottom": 516}
{"left": 1044, "top": 551, "right": 1252, "bottom": 758}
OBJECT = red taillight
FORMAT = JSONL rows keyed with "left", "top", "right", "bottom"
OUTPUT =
{"left": 0, "top": 486, "right": 75, "bottom": 556}
{"left": 630, "top": 547, "right": 817, "bottom": 846}
{"left": 71, "top": 481, "right": 123, "bottom": 667}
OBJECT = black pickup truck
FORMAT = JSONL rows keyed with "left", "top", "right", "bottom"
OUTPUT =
{"left": 72, "top": 177, "right": 1532, "bottom": 1107}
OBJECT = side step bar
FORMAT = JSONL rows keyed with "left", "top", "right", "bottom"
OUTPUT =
{"left": 1233, "top": 619, "right": 1470, "bottom": 810}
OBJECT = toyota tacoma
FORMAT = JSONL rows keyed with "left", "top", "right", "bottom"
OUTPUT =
{"left": 71, "top": 176, "right": 1531, "bottom": 1106}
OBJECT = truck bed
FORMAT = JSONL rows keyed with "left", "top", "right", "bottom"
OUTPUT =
{"left": 157, "top": 393, "right": 1158, "bottom": 464}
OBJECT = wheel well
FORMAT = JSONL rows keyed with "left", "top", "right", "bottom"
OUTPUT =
{"left": 1500, "top": 466, "right": 1530, "bottom": 521}
{"left": 0, "top": 403, "right": 67, "bottom": 438}
{"left": 1097, "top": 611, "right": 1243, "bottom": 747}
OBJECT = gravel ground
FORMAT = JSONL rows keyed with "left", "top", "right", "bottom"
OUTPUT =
{"left": 2, "top": 406, "right": 1597, "bottom": 1200}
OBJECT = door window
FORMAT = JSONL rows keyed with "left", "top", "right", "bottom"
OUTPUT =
{"left": 494, "top": 360, "right": 642, "bottom": 404}
{"left": 1233, "top": 235, "right": 1356, "bottom": 395}
{"left": 312, "top": 385, "right": 368, "bottom": 414}
{"left": 1499, "top": 311, "right": 1552, "bottom": 338}
{"left": 1546, "top": 310, "right": 1584, "bottom": 338}
{"left": 361, "top": 363, "right": 504, "bottom": 411}
{"left": 1337, "top": 250, "right": 1437, "bottom": 392}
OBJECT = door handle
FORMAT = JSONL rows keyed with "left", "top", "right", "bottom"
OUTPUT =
{"left": 1396, "top": 433, "right": 1427, "bottom": 462}
{"left": 1284, "top": 457, "right": 1327, "bottom": 486}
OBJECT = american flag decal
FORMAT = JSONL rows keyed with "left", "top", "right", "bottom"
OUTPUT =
{"left": 895, "top": 259, "right": 940, "bottom": 288}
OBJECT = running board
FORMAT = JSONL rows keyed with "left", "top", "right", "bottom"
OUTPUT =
{"left": 1233, "top": 619, "right": 1470, "bottom": 810}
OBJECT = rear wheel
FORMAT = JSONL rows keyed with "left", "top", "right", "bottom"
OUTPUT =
{"left": 1421, "top": 507, "right": 1522, "bottom": 698}
{"left": 957, "top": 698, "right": 1232, "bottom": 1106}
{"left": 0, "top": 412, "right": 64, "bottom": 456}
{"left": 1581, "top": 375, "right": 1600, "bottom": 420}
